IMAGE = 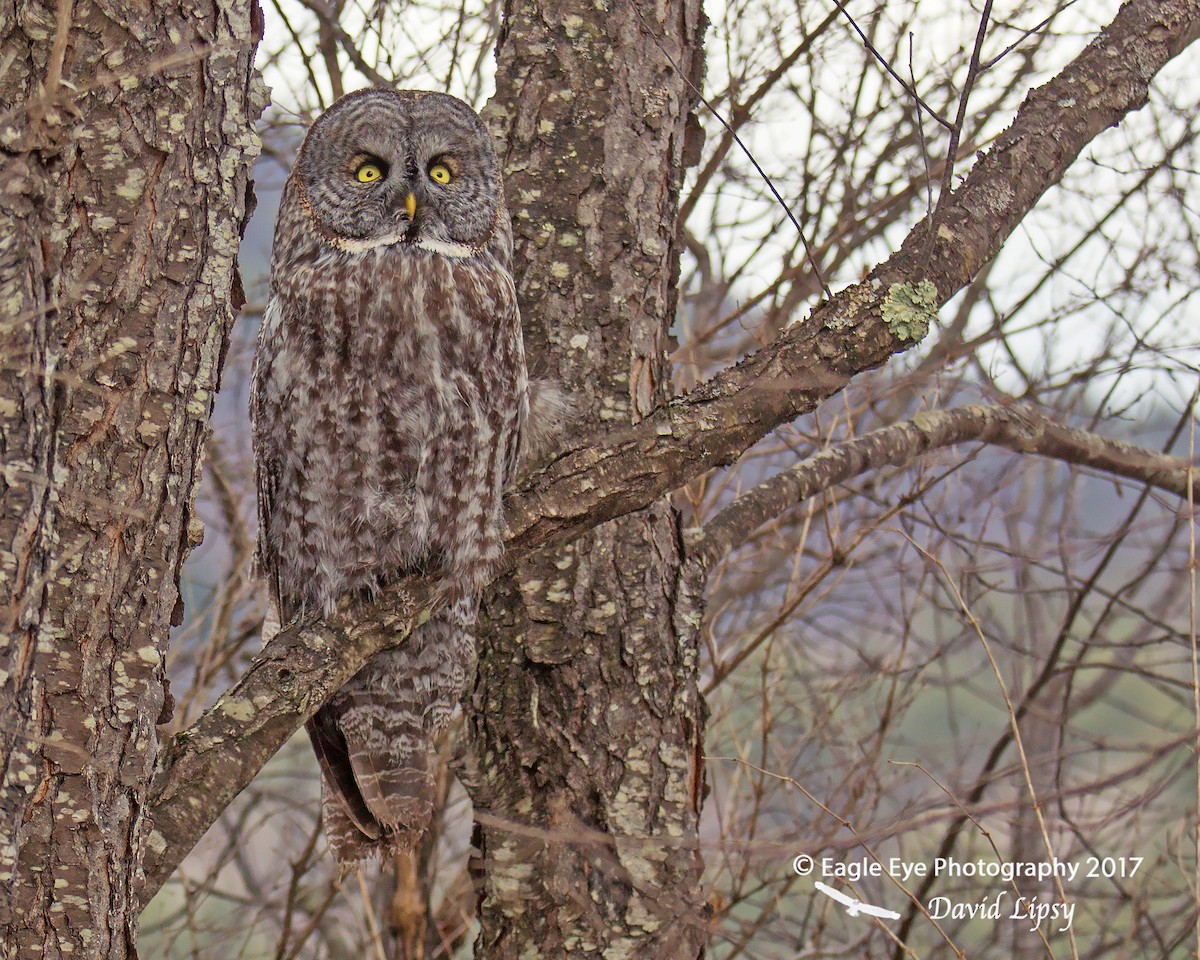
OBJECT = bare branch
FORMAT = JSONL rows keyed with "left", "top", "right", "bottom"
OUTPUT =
{"left": 689, "top": 401, "right": 1195, "bottom": 575}
{"left": 143, "top": 581, "right": 438, "bottom": 898}
{"left": 505, "top": 0, "right": 1200, "bottom": 559}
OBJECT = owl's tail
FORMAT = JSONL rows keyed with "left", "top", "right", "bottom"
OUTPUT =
{"left": 306, "top": 598, "right": 477, "bottom": 862}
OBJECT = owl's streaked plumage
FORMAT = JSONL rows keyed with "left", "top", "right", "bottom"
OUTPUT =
{"left": 251, "top": 88, "right": 527, "bottom": 861}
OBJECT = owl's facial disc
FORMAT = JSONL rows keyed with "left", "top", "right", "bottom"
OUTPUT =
{"left": 295, "top": 89, "right": 505, "bottom": 258}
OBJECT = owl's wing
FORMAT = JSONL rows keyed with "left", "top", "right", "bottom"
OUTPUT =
{"left": 502, "top": 387, "right": 525, "bottom": 487}
{"left": 252, "top": 455, "right": 281, "bottom": 608}
{"left": 305, "top": 704, "right": 384, "bottom": 841}
{"left": 249, "top": 298, "right": 286, "bottom": 619}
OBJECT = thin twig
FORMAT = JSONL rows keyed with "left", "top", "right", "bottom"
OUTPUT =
{"left": 933, "top": 0, "right": 994, "bottom": 230}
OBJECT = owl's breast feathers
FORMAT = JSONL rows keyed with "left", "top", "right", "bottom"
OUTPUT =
{"left": 252, "top": 240, "right": 525, "bottom": 619}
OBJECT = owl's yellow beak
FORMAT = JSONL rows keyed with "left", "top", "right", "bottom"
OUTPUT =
{"left": 405, "top": 192, "right": 417, "bottom": 220}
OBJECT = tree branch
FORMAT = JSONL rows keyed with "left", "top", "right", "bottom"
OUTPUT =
{"left": 688, "top": 402, "right": 1196, "bottom": 575}
{"left": 142, "top": 582, "right": 439, "bottom": 897}
{"left": 498, "top": 0, "right": 1200, "bottom": 558}
{"left": 140, "top": 0, "right": 1200, "bottom": 903}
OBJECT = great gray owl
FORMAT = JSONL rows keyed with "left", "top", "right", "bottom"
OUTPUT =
{"left": 251, "top": 88, "right": 541, "bottom": 861}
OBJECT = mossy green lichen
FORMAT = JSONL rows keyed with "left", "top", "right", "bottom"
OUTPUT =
{"left": 882, "top": 280, "right": 938, "bottom": 342}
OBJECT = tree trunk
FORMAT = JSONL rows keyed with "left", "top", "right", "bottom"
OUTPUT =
{"left": 466, "top": 2, "right": 709, "bottom": 956}
{"left": 0, "top": 3, "right": 262, "bottom": 955}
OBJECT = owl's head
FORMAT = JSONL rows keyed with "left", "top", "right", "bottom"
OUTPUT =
{"left": 291, "top": 88, "right": 504, "bottom": 256}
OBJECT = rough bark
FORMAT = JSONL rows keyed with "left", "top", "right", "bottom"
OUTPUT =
{"left": 463, "top": 1, "right": 709, "bottom": 957}
{"left": 0, "top": 1, "right": 263, "bottom": 955}
{"left": 140, "top": 0, "right": 1200, "bottom": 903}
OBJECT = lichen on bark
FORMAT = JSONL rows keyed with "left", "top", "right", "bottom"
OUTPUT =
{"left": 882, "top": 280, "right": 938, "bottom": 342}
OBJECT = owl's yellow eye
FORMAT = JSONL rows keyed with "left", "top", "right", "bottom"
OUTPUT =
{"left": 355, "top": 162, "right": 384, "bottom": 183}
{"left": 428, "top": 163, "right": 453, "bottom": 185}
